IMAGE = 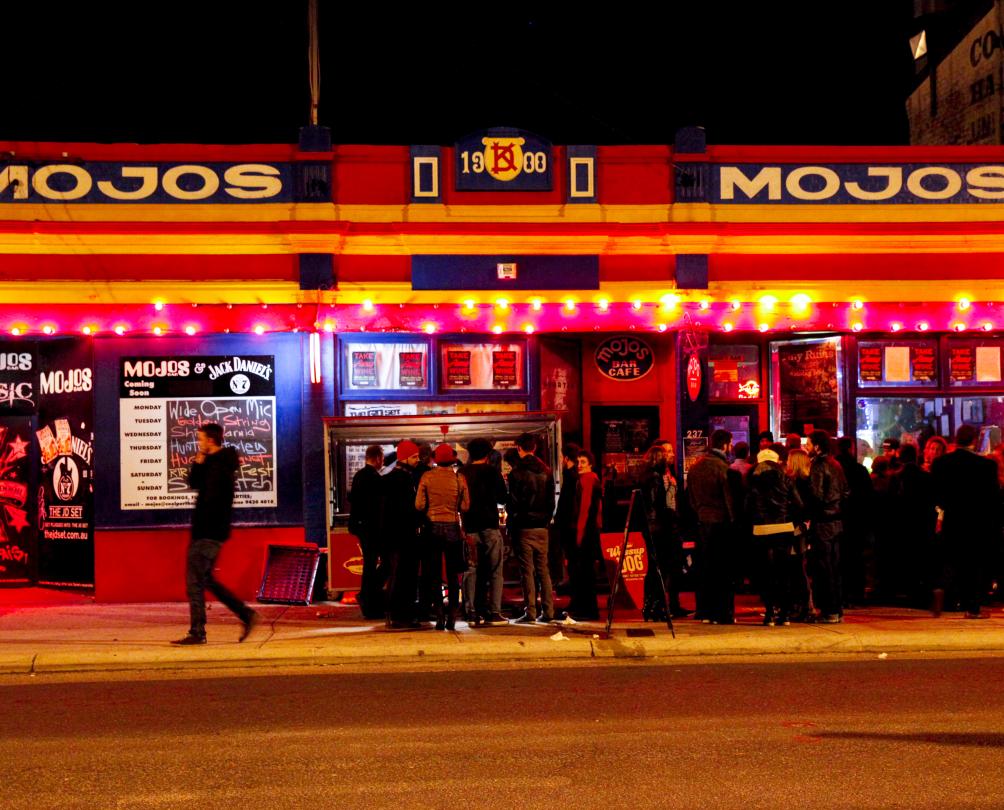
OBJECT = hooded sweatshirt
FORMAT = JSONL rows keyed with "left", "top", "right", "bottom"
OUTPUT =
{"left": 189, "top": 446, "right": 240, "bottom": 541}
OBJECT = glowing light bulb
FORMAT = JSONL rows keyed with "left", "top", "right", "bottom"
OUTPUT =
{"left": 759, "top": 295, "right": 777, "bottom": 312}
{"left": 790, "top": 294, "right": 811, "bottom": 313}
{"left": 362, "top": 299, "right": 374, "bottom": 312}
{"left": 758, "top": 323, "right": 769, "bottom": 333}
{"left": 660, "top": 294, "right": 679, "bottom": 312}
{"left": 983, "top": 321, "right": 994, "bottom": 332}
{"left": 492, "top": 324, "right": 503, "bottom": 335}
{"left": 254, "top": 325, "right": 266, "bottom": 335}
{"left": 953, "top": 322, "right": 966, "bottom": 332}
{"left": 114, "top": 325, "right": 126, "bottom": 336}
{"left": 154, "top": 301, "right": 164, "bottom": 311}
{"left": 722, "top": 322, "right": 734, "bottom": 332}
{"left": 698, "top": 300, "right": 710, "bottom": 311}
{"left": 730, "top": 299, "right": 742, "bottom": 311}
{"left": 530, "top": 298, "right": 543, "bottom": 311}
{"left": 851, "top": 299, "right": 864, "bottom": 310}
{"left": 958, "top": 298, "right": 971, "bottom": 311}
{"left": 42, "top": 325, "right": 54, "bottom": 335}
{"left": 917, "top": 321, "right": 929, "bottom": 332}
{"left": 631, "top": 299, "right": 643, "bottom": 311}
{"left": 523, "top": 324, "right": 535, "bottom": 334}
{"left": 323, "top": 320, "right": 335, "bottom": 333}
{"left": 10, "top": 327, "right": 21, "bottom": 336}
{"left": 564, "top": 298, "right": 577, "bottom": 312}
{"left": 463, "top": 298, "right": 476, "bottom": 311}
{"left": 890, "top": 322, "right": 902, "bottom": 332}
{"left": 495, "top": 297, "right": 509, "bottom": 310}
{"left": 657, "top": 323, "right": 668, "bottom": 332}
{"left": 851, "top": 322, "right": 863, "bottom": 332}
{"left": 597, "top": 298, "right": 610, "bottom": 311}
{"left": 184, "top": 325, "right": 197, "bottom": 336}
{"left": 153, "top": 326, "right": 163, "bottom": 336}
{"left": 423, "top": 322, "right": 436, "bottom": 334}
{"left": 82, "top": 326, "right": 93, "bottom": 336}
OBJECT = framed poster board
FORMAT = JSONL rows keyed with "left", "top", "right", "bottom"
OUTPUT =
{"left": 438, "top": 340, "right": 526, "bottom": 392}
{"left": 947, "top": 338, "right": 1004, "bottom": 387}
{"left": 772, "top": 337, "right": 843, "bottom": 438}
{"left": 856, "top": 339, "right": 938, "bottom": 387}
{"left": 340, "top": 339, "right": 430, "bottom": 394}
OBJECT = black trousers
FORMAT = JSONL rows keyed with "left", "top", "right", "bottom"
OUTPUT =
{"left": 568, "top": 533, "right": 600, "bottom": 619}
{"left": 358, "top": 530, "right": 388, "bottom": 619}
{"left": 385, "top": 533, "right": 419, "bottom": 623}
{"left": 186, "top": 538, "right": 251, "bottom": 637}
{"left": 697, "top": 521, "right": 734, "bottom": 622}
{"left": 761, "top": 532, "right": 796, "bottom": 619}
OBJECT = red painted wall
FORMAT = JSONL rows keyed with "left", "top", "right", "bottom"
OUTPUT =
{"left": 94, "top": 527, "right": 308, "bottom": 603}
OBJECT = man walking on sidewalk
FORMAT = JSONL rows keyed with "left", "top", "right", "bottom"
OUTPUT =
{"left": 173, "top": 422, "right": 258, "bottom": 645}
{"left": 508, "top": 432, "right": 556, "bottom": 623}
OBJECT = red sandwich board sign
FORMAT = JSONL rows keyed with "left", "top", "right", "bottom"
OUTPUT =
{"left": 600, "top": 531, "right": 648, "bottom": 610}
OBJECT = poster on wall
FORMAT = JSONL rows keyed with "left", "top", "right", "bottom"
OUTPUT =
{"left": 446, "top": 350, "right": 473, "bottom": 386}
{"left": 36, "top": 338, "right": 95, "bottom": 587}
{"left": 0, "top": 418, "right": 34, "bottom": 584}
{"left": 775, "top": 339, "right": 840, "bottom": 438}
{"left": 342, "top": 341, "right": 429, "bottom": 391}
{"left": 540, "top": 338, "right": 581, "bottom": 437}
{"left": 119, "top": 355, "right": 277, "bottom": 510}
{"left": 440, "top": 342, "right": 526, "bottom": 391}
{"left": 492, "top": 350, "right": 518, "bottom": 387}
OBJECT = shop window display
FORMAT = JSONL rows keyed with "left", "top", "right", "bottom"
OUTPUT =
{"left": 855, "top": 397, "right": 952, "bottom": 465}
{"left": 708, "top": 344, "right": 760, "bottom": 400}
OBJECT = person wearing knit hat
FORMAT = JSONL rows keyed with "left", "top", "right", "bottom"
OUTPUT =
{"left": 416, "top": 442, "right": 470, "bottom": 630}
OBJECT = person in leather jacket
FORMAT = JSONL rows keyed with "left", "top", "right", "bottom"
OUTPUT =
{"left": 747, "top": 448, "right": 803, "bottom": 625}
{"left": 687, "top": 429, "right": 736, "bottom": 624}
{"left": 804, "top": 430, "right": 849, "bottom": 623}
{"left": 640, "top": 443, "right": 688, "bottom": 619}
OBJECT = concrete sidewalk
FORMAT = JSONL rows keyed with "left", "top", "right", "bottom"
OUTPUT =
{"left": 1, "top": 594, "right": 1003, "bottom": 675}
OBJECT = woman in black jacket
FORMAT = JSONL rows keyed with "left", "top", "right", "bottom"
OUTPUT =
{"left": 747, "top": 448, "right": 803, "bottom": 626}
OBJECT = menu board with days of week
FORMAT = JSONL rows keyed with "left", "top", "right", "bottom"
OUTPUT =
{"left": 119, "top": 356, "right": 278, "bottom": 510}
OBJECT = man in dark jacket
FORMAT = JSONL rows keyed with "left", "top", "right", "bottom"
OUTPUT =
{"left": 383, "top": 441, "right": 422, "bottom": 628}
{"left": 687, "top": 429, "right": 735, "bottom": 624}
{"left": 889, "top": 443, "right": 937, "bottom": 606}
{"left": 804, "top": 430, "right": 849, "bottom": 623}
{"left": 349, "top": 443, "right": 390, "bottom": 620}
{"left": 835, "top": 436, "right": 873, "bottom": 607}
{"left": 507, "top": 432, "right": 556, "bottom": 623}
{"left": 173, "top": 422, "right": 257, "bottom": 645}
{"left": 459, "top": 438, "right": 509, "bottom": 626}
{"left": 554, "top": 443, "right": 581, "bottom": 590}
{"left": 931, "top": 424, "right": 1001, "bottom": 618}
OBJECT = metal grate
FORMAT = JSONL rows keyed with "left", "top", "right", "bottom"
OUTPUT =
{"left": 258, "top": 545, "right": 321, "bottom": 605}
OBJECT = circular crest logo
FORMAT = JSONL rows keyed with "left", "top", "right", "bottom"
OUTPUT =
{"left": 482, "top": 136, "right": 525, "bottom": 182}
{"left": 229, "top": 374, "right": 251, "bottom": 395}
{"left": 595, "top": 336, "right": 654, "bottom": 381}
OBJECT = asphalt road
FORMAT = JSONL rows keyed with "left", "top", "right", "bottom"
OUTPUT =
{"left": 3, "top": 657, "right": 1004, "bottom": 809}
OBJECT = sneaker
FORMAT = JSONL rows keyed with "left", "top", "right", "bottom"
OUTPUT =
{"left": 171, "top": 633, "right": 206, "bottom": 646}
{"left": 536, "top": 615, "right": 555, "bottom": 624}
{"left": 445, "top": 616, "right": 456, "bottom": 631}
{"left": 485, "top": 613, "right": 509, "bottom": 627}
{"left": 513, "top": 611, "right": 536, "bottom": 624}
{"left": 820, "top": 614, "right": 842, "bottom": 624}
{"left": 238, "top": 611, "right": 260, "bottom": 643}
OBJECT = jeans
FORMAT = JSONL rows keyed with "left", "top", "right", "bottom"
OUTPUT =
{"left": 516, "top": 527, "right": 554, "bottom": 619}
{"left": 462, "top": 528, "right": 505, "bottom": 619}
{"left": 810, "top": 534, "right": 843, "bottom": 617}
{"left": 429, "top": 522, "right": 465, "bottom": 621}
{"left": 186, "top": 538, "right": 251, "bottom": 637}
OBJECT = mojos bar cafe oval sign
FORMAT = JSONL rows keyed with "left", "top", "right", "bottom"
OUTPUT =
{"left": 595, "top": 336, "right": 654, "bottom": 381}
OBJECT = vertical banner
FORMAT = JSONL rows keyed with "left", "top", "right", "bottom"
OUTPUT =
{"left": 0, "top": 418, "right": 35, "bottom": 584}
{"left": 677, "top": 336, "right": 709, "bottom": 484}
{"left": 36, "top": 338, "right": 95, "bottom": 587}
{"left": 119, "top": 355, "right": 277, "bottom": 510}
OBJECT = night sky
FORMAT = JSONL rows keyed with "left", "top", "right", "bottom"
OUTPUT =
{"left": 3, "top": 2, "right": 917, "bottom": 147}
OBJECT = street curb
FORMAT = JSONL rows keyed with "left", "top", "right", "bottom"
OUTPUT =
{"left": 2, "top": 627, "right": 1002, "bottom": 676}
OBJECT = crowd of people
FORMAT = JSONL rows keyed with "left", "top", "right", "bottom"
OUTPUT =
{"left": 683, "top": 425, "right": 1002, "bottom": 625}
{"left": 348, "top": 422, "right": 1003, "bottom": 631}
{"left": 348, "top": 433, "right": 606, "bottom": 629}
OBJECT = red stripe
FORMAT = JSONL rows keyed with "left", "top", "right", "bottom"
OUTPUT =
{"left": 711, "top": 253, "right": 1004, "bottom": 280}
{"left": 0, "top": 254, "right": 297, "bottom": 280}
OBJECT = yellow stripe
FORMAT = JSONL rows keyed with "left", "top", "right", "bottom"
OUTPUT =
{"left": 4, "top": 231, "right": 1004, "bottom": 255}
{"left": 3, "top": 201, "right": 1004, "bottom": 225}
